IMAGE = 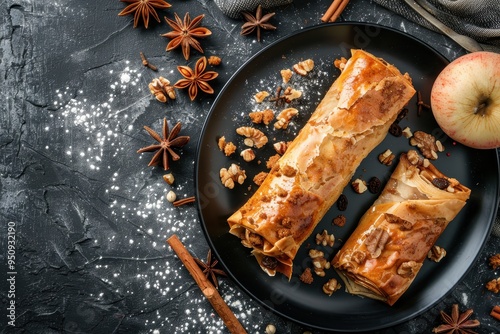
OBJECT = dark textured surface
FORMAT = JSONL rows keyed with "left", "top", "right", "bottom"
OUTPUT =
{"left": 1, "top": 1, "right": 499, "bottom": 333}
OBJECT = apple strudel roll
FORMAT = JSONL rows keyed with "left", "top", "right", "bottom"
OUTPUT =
{"left": 227, "top": 49, "right": 416, "bottom": 279}
{"left": 332, "top": 150, "right": 471, "bottom": 305}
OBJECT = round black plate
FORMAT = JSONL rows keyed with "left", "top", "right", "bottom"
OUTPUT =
{"left": 195, "top": 23, "right": 499, "bottom": 332}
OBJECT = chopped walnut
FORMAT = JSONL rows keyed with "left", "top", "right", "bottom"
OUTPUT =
{"left": 365, "top": 228, "right": 389, "bottom": 258}
{"left": 410, "top": 131, "right": 440, "bottom": 160}
{"left": 274, "top": 107, "right": 298, "bottom": 130}
{"left": 220, "top": 163, "right": 247, "bottom": 189}
{"left": 282, "top": 86, "right": 302, "bottom": 103}
{"left": 217, "top": 136, "right": 237, "bottom": 156}
{"left": 163, "top": 173, "right": 175, "bottom": 185}
{"left": 402, "top": 126, "right": 413, "bottom": 138}
{"left": 240, "top": 148, "right": 256, "bottom": 162}
{"left": 352, "top": 178, "right": 367, "bottom": 194}
{"left": 273, "top": 141, "right": 289, "bottom": 155}
{"left": 486, "top": 278, "right": 500, "bottom": 293}
{"left": 428, "top": 245, "right": 447, "bottom": 262}
{"left": 149, "top": 76, "right": 176, "bottom": 102}
{"left": 293, "top": 59, "right": 314, "bottom": 76}
{"left": 249, "top": 109, "right": 274, "bottom": 125}
{"left": 207, "top": 55, "right": 222, "bottom": 66}
{"left": 334, "top": 57, "right": 347, "bottom": 71}
{"left": 280, "top": 68, "right": 293, "bottom": 84}
{"left": 351, "top": 250, "right": 366, "bottom": 264}
{"left": 299, "top": 267, "right": 313, "bottom": 284}
{"left": 315, "top": 230, "right": 335, "bottom": 247}
{"left": 253, "top": 171, "right": 268, "bottom": 186}
{"left": 397, "top": 260, "right": 421, "bottom": 278}
{"left": 489, "top": 254, "right": 500, "bottom": 270}
{"left": 378, "top": 149, "right": 395, "bottom": 166}
{"left": 266, "top": 154, "right": 280, "bottom": 169}
{"left": 385, "top": 213, "right": 413, "bottom": 230}
{"left": 254, "top": 91, "right": 270, "bottom": 103}
{"left": 332, "top": 215, "right": 346, "bottom": 227}
{"left": 323, "top": 278, "right": 341, "bottom": 296}
{"left": 236, "top": 126, "right": 268, "bottom": 148}
{"left": 309, "top": 249, "right": 330, "bottom": 277}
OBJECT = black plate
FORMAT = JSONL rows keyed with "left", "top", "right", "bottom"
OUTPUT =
{"left": 195, "top": 23, "right": 499, "bottom": 332}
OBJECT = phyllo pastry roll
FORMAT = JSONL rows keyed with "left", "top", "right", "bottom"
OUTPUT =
{"left": 226, "top": 49, "right": 416, "bottom": 279}
{"left": 332, "top": 150, "right": 471, "bottom": 305}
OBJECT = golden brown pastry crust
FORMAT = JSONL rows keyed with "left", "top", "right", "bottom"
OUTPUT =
{"left": 332, "top": 150, "right": 471, "bottom": 305}
{"left": 228, "top": 49, "right": 416, "bottom": 278}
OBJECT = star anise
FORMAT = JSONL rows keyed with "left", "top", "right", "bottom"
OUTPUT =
{"left": 194, "top": 249, "right": 227, "bottom": 289}
{"left": 162, "top": 12, "right": 212, "bottom": 60}
{"left": 240, "top": 5, "right": 276, "bottom": 42}
{"left": 137, "top": 118, "right": 190, "bottom": 170}
{"left": 433, "top": 304, "right": 480, "bottom": 334}
{"left": 174, "top": 56, "right": 218, "bottom": 101}
{"left": 118, "top": 0, "right": 171, "bottom": 29}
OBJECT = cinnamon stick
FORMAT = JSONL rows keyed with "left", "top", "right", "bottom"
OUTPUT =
{"left": 321, "top": 0, "right": 343, "bottom": 22}
{"left": 329, "top": 0, "right": 350, "bottom": 22}
{"left": 491, "top": 305, "right": 500, "bottom": 321}
{"left": 167, "top": 235, "right": 247, "bottom": 334}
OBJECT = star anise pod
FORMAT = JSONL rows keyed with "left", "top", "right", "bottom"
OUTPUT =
{"left": 118, "top": 0, "right": 172, "bottom": 29}
{"left": 240, "top": 4, "right": 276, "bottom": 42}
{"left": 174, "top": 56, "right": 218, "bottom": 101}
{"left": 194, "top": 249, "right": 227, "bottom": 289}
{"left": 433, "top": 304, "right": 480, "bottom": 334}
{"left": 137, "top": 118, "right": 190, "bottom": 170}
{"left": 162, "top": 12, "right": 212, "bottom": 60}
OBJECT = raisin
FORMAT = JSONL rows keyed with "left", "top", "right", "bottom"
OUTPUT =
{"left": 368, "top": 177, "right": 382, "bottom": 194}
{"left": 432, "top": 177, "right": 450, "bottom": 190}
{"left": 261, "top": 256, "right": 278, "bottom": 270}
{"left": 395, "top": 108, "right": 409, "bottom": 123}
{"left": 337, "top": 194, "right": 348, "bottom": 211}
{"left": 332, "top": 214, "right": 346, "bottom": 227}
{"left": 389, "top": 122, "right": 402, "bottom": 137}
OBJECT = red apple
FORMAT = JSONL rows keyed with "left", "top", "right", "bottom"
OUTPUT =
{"left": 430, "top": 51, "right": 500, "bottom": 149}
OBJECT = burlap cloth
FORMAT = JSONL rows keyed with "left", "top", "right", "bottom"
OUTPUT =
{"left": 213, "top": 0, "right": 500, "bottom": 236}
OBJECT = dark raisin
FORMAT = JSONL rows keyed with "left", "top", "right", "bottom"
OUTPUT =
{"left": 432, "top": 177, "right": 450, "bottom": 190}
{"left": 368, "top": 177, "right": 382, "bottom": 194}
{"left": 337, "top": 194, "right": 348, "bottom": 211}
{"left": 395, "top": 108, "right": 409, "bottom": 123}
{"left": 261, "top": 256, "right": 278, "bottom": 270}
{"left": 389, "top": 122, "right": 402, "bottom": 137}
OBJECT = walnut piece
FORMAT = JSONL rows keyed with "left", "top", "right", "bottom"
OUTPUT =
{"left": 273, "top": 141, "right": 288, "bottom": 155}
{"left": 397, "top": 260, "right": 421, "bottom": 278}
{"left": 299, "top": 267, "right": 313, "bottom": 284}
{"left": 385, "top": 213, "right": 413, "bottom": 230}
{"left": 293, "top": 59, "right": 314, "bottom": 76}
{"left": 249, "top": 109, "right": 274, "bottom": 125}
{"left": 378, "top": 149, "right": 395, "bottom": 166}
{"left": 254, "top": 91, "right": 270, "bottom": 103}
{"left": 486, "top": 278, "right": 500, "bottom": 293}
{"left": 282, "top": 86, "right": 302, "bottom": 103}
{"left": 489, "top": 254, "right": 500, "bottom": 270}
{"left": 253, "top": 171, "right": 268, "bottom": 186}
{"left": 207, "top": 55, "right": 222, "bottom": 66}
{"left": 364, "top": 228, "right": 389, "bottom": 258}
{"left": 274, "top": 107, "right": 298, "bottom": 130}
{"left": 351, "top": 178, "right": 367, "bottom": 194}
{"left": 315, "top": 230, "right": 335, "bottom": 247}
{"left": 220, "top": 163, "right": 247, "bottom": 189}
{"left": 236, "top": 126, "right": 268, "bottom": 148}
{"left": 266, "top": 154, "right": 280, "bottom": 169}
{"left": 334, "top": 57, "right": 347, "bottom": 71}
{"left": 428, "top": 245, "right": 447, "bottom": 262}
{"left": 163, "top": 173, "right": 175, "bottom": 185}
{"left": 323, "top": 278, "right": 341, "bottom": 296}
{"left": 410, "top": 131, "right": 441, "bottom": 160}
{"left": 402, "top": 126, "right": 413, "bottom": 138}
{"left": 149, "top": 76, "right": 176, "bottom": 102}
{"left": 309, "top": 249, "right": 330, "bottom": 277}
{"left": 217, "top": 136, "right": 236, "bottom": 156}
{"left": 280, "top": 68, "right": 293, "bottom": 84}
{"left": 240, "top": 148, "right": 256, "bottom": 162}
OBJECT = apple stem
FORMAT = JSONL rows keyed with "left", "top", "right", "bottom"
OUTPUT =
{"left": 474, "top": 100, "right": 489, "bottom": 116}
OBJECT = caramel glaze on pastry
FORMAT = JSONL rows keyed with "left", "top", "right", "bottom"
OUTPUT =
{"left": 227, "top": 49, "right": 416, "bottom": 279}
{"left": 332, "top": 150, "right": 471, "bottom": 305}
